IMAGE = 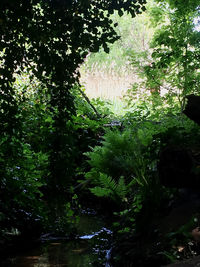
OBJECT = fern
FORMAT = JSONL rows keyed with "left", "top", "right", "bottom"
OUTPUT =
{"left": 98, "top": 173, "right": 117, "bottom": 191}
{"left": 90, "top": 187, "right": 112, "bottom": 197}
{"left": 85, "top": 128, "right": 153, "bottom": 206}
{"left": 89, "top": 173, "right": 127, "bottom": 203}
{"left": 85, "top": 130, "right": 139, "bottom": 180}
{"left": 85, "top": 129, "right": 150, "bottom": 186}
{"left": 116, "top": 176, "right": 127, "bottom": 199}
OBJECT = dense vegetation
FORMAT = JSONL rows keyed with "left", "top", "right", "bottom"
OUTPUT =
{"left": 1, "top": 0, "right": 200, "bottom": 266}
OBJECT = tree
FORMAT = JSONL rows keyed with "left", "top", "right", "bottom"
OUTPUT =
{"left": 146, "top": 0, "right": 200, "bottom": 110}
{"left": 0, "top": 0, "right": 147, "bottom": 225}
{"left": 81, "top": 8, "right": 154, "bottom": 75}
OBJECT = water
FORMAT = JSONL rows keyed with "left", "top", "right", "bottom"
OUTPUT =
{"left": 4, "top": 211, "right": 112, "bottom": 267}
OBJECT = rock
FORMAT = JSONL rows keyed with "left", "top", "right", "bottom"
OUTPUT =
{"left": 158, "top": 146, "right": 194, "bottom": 188}
{"left": 159, "top": 195, "right": 200, "bottom": 234}
{"left": 192, "top": 227, "right": 200, "bottom": 243}
{"left": 183, "top": 94, "right": 200, "bottom": 125}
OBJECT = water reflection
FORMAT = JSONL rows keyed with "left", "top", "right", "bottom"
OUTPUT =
{"left": 8, "top": 213, "right": 112, "bottom": 267}
{"left": 11, "top": 239, "right": 99, "bottom": 266}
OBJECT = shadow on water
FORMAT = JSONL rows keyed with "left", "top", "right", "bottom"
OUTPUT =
{"left": 3, "top": 210, "right": 112, "bottom": 267}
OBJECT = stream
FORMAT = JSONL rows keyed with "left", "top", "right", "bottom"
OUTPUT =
{"left": 2, "top": 209, "right": 113, "bottom": 267}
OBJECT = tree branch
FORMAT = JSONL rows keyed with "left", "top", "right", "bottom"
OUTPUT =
{"left": 78, "top": 84, "right": 102, "bottom": 119}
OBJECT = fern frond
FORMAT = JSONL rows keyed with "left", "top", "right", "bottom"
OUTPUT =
{"left": 116, "top": 176, "right": 127, "bottom": 199}
{"left": 89, "top": 187, "right": 111, "bottom": 197}
{"left": 99, "top": 173, "right": 117, "bottom": 192}
{"left": 89, "top": 174, "right": 128, "bottom": 203}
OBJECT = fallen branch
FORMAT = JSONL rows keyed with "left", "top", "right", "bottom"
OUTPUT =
{"left": 78, "top": 84, "right": 102, "bottom": 119}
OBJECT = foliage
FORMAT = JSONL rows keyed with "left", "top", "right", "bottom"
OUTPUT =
{"left": 1, "top": 0, "right": 200, "bottom": 266}
{"left": 73, "top": 85, "right": 114, "bottom": 122}
{"left": 89, "top": 174, "right": 127, "bottom": 204}
{"left": 121, "top": 0, "right": 200, "bottom": 121}
{"left": 85, "top": 128, "right": 152, "bottom": 186}
{"left": 81, "top": 1, "right": 153, "bottom": 75}
{"left": 84, "top": 97, "right": 200, "bottom": 264}
{"left": 161, "top": 216, "right": 200, "bottom": 263}
{"left": 0, "top": 0, "right": 147, "bottom": 240}
{"left": 81, "top": 0, "right": 200, "bottom": 264}
{"left": 84, "top": 121, "right": 164, "bottom": 214}
{"left": 131, "top": 0, "right": 200, "bottom": 111}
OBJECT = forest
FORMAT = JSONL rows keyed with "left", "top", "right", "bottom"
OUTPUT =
{"left": 1, "top": 0, "right": 200, "bottom": 266}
